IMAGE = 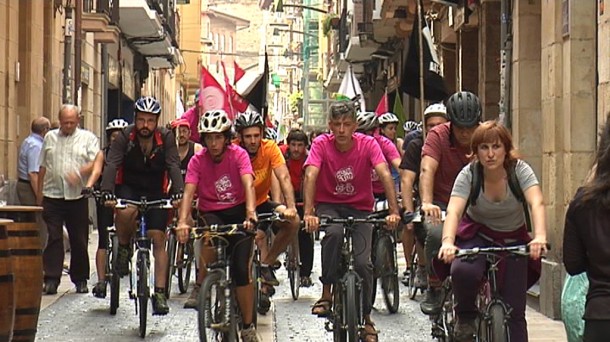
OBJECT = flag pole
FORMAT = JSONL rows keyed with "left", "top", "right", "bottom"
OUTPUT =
{"left": 417, "top": 0, "right": 426, "bottom": 139}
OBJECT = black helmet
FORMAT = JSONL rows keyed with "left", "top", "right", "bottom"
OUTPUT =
{"left": 446, "top": 91, "right": 481, "bottom": 128}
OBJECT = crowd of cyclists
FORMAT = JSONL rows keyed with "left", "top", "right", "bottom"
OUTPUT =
{"left": 81, "top": 88, "right": 548, "bottom": 342}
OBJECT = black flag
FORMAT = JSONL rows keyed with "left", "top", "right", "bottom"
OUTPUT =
{"left": 399, "top": 7, "right": 448, "bottom": 102}
{"left": 243, "top": 52, "right": 269, "bottom": 120}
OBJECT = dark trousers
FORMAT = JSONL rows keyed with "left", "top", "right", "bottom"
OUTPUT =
{"left": 42, "top": 197, "right": 90, "bottom": 283}
{"left": 317, "top": 203, "right": 374, "bottom": 315}
{"left": 296, "top": 205, "right": 313, "bottom": 277}
{"left": 451, "top": 235, "right": 528, "bottom": 342}
{"left": 584, "top": 320, "right": 610, "bottom": 342}
{"left": 16, "top": 181, "right": 48, "bottom": 248}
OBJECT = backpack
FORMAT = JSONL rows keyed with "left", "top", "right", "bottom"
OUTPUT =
{"left": 468, "top": 161, "right": 532, "bottom": 232}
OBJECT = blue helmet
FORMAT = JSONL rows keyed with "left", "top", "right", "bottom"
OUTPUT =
{"left": 134, "top": 96, "right": 161, "bottom": 115}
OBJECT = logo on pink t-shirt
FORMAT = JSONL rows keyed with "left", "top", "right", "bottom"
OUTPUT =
{"left": 215, "top": 174, "right": 236, "bottom": 203}
{"left": 335, "top": 166, "right": 355, "bottom": 195}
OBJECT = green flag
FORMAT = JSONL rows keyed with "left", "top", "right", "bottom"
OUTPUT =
{"left": 393, "top": 92, "right": 406, "bottom": 137}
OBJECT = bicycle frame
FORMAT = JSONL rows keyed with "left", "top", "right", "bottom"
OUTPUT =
{"left": 456, "top": 244, "right": 538, "bottom": 342}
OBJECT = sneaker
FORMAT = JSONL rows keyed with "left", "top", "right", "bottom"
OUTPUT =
{"left": 152, "top": 292, "right": 169, "bottom": 315}
{"left": 414, "top": 266, "right": 428, "bottom": 288}
{"left": 300, "top": 276, "right": 313, "bottom": 288}
{"left": 183, "top": 284, "right": 200, "bottom": 310}
{"left": 454, "top": 317, "right": 476, "bottom": 342}
{"left": 92, "top": 282, "right": 107, "bottom": 298}
{"left": 420, "top": 287, "right": 443, "bottom": 315}
{"left": 260, "top": 265, "right": 279, "bottom": 286}
{"left": 115, "top": 245, "right": 131, "bottom": 277}
{"left": 401, "top": 269, "right": 410, "bottom": 286}
{"left": 257, "top": 292, "right": 271, "bottom": 315}
{"left": 241, "top": 323, "right": 259, "bottom": 342}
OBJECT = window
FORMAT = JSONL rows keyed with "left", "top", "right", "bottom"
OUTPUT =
{"left": 215, "top": 33, "right": 219, "bottom": 50}
{"left": 229, "top": 36, "right": 233, "bottom": 53}
{"left": 220, "top": 35, "right": 225, "bottom": 51}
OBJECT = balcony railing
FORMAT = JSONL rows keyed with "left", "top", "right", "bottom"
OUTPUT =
{"left": 83, "top": 0, "right": 120, "bottom": 24}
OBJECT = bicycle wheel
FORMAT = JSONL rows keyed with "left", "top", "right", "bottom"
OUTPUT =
{"left": 378, "top": 236, "right": 399, "bottom": 313}
{"left": 165, "top": 233, "right": 177, "bottom": 299}
{"left": 252, "top": 251, "right": 260, "bottom": 325}
{"left": 137, "top": 252, "right": 149, "bottom": 338}
{"left": 488, "top": 303, "right": 508, "bottom": 342}
{"left": 332, "top": 282, "right": 346, "bottom": 342}
{"left": 177, "top": 240, "right": 193, "bottom": 294}
{"left": 198, "top": 269, "right": 232, "bottom": 342}
{"left": 408, "top": 250, "right": 418, "bottom": 299}
{"left": 287, "top": 242, "right": 300, "bottom": 300}
{"left": 109, "top": 234, "right": 120, "bottom": 315}
{"left": 344, "top": 272, "right": 362, "bottom": 342}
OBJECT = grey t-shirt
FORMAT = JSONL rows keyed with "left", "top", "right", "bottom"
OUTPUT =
{"left": 451, "top": 159, "right": 539, "bottom": 232}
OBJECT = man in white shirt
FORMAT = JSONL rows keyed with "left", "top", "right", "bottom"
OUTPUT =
{"left": 38, "top": 104, "right": 100, "bottom": 295}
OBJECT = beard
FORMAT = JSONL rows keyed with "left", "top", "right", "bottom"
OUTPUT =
{"left": 137, "top": 128, "right": 154, "bottom": 138}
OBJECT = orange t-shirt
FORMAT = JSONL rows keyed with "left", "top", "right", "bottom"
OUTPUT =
{"left": 234, "top": 139, "right": 286, "bottom": 205}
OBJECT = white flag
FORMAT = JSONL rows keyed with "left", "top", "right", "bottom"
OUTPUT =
{"left": 337, "top": 65, "right": 366, "bottom": 111}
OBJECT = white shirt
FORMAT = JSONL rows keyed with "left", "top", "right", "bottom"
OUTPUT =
{"left": 39, "top": 128, "right": 100, "bottom": 200}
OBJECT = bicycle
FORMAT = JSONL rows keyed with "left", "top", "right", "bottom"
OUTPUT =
{"left": 430, "top": 277, "right": 455, "bottom": 342}
{"left": 165, "top": 210, "right": 195, "bottom": 298}
{"left": 454, "top": 244, "right": 549, "bottom": 342}
{"left": 193, "top": 222, "right": 254, "bottom": 341}
{"left": 284, "top": 233, "right": 300, "bottom": 300}
{"left": 318, "top": 214, "right": 387, "bottom": 342}
{"left": 405, "top": 210, "right": 428, "bottom": 299}
{"left": 83, "top": 189, "right": 120, "bottom": 315}
{"left": 370, "top": 208, "right": 410, "bottom": 314}
{"left": 114, "top": 197, "right": 174, "bottom": 338}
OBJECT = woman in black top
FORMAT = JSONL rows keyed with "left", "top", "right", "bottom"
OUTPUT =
{"left": 563, "top": 116, "right": 610, "bottom": 342}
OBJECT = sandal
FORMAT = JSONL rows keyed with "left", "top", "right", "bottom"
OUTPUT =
{"left": 311, "top": 298, "right": 332, "bottom": 317}
{"left": 361, "top": 322, "right": 378, "bottom": 342}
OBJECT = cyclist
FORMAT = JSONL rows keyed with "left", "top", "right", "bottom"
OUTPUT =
{"left": 179, "top": 89, "right": 202, "bottom": 143}
{"left": 175, "top": 109, "right": 259, "bottom": 342}
{"left": 283, "top": 129, "right": 314, "bottom": 287}
{"left": 170, "top": 118, "right": 203, "bottom": 180}
{"left": 438, "top": 120, "right": 547, "bottom": 341}
{"left": 419, "top": 91, "right": 480, "bottom": 316}
{"left": 303, "top": 101, "right": 401, "bottom": 342}
{"left": 399, "top": 104, "right": 448, "bottom": 287}
{"left": 378, "top": 112, "right": 404, "bottom": 156}
{"left": 233, "top": 111, "right": 300, "bottom": 307}
{"left": 100, "top": 96, "right": 184, "bottom": 315}
{"left": 264, "top": 126, "right": 278, "bottom": 142}
{"left": 85, "top": 118, "right": 130, "bottom": 298}
{"left": 355, "top": 111, "right": 402, "bottom": 200}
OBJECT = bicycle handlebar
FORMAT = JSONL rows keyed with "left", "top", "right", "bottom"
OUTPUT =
{"left": 455, "top": 244, "right": 552, "bottom": 258}
{"left": 115, "top": 198, "right": 174, "bottom": 210}
{"left": 318, "top": 215, "right": 387, "bottom": 226}
{"left": 191, "top": 223, "right": 256, "bottom": 239}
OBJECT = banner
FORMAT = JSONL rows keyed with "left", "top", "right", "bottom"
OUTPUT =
{"left": 374, "top": 92, "right": 389, "bottom": 116}
{"left": 199, "top": 66, "right": 232, "bottom": 116}
{"left": 336, "top": 64, "right": 366, "bottom": 111}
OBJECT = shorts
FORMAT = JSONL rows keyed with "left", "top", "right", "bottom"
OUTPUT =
{"left": 199, "top": 203, "right": 254, "bottom": 287}
{"left": 115, "top": 184, "right": 169, "bottom": 231}
{"left": 256, "top": 200, "right": 281, "bottom": 233}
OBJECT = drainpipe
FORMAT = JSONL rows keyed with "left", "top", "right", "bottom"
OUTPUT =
{"left": 499, "top": 0, "right": 512, "bottom": 127}
{"left": 62, "top": 3, "right": 73, "bottom": 104}
{"left": 74, "top": 0, "right": 82, "bottom": 106}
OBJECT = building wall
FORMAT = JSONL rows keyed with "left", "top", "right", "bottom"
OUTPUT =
{"left": 177, "top": 0, "right": 204, "bottom": 104}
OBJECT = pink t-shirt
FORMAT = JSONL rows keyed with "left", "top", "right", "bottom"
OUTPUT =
{"left": 372, "top": 134, "right": 400, "bottom": 194}
{"left": 180, "top": 106, "right": 200, "bottom": 143}
{"left": 304, "top": 133, "right": 386, "bottom": 211}
{"left": 421, "top": 122, "right": 471, "bottom": 206}
{"left": 185, "top": 144, "right": 254, "bottom": 212}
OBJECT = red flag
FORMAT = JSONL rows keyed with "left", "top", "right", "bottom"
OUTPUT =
{"left": 234, "top": 61, "right": 246, "bottom": 84}
{"left": 200, "top": 66, "right": 232, "bottom": 118}
{"left": 374, "top": 92, "right": 389, "bottom": 116}
{"left": 222, "top": 61, "right": 249, "bottom": 115}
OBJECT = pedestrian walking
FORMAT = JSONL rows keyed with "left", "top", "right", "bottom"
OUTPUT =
{"left": 38, "top": 104, "right": 100, "bottom": 295}
{"left": 17, "top": 117, "right": 51, "bottom": 247}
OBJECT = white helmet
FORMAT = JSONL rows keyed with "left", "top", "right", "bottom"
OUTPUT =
{"left": 403, "top": 120, "right": 420, "bottom": 133}
{"left": 198, "top": 110, "right": 232, "bottom": 133}
{"left": 105, "top": 118, "right": 129, "bottom": 132}
{"left": 424, "top": 103, "right": 448, "bottom": 119}
{"left": 378, "top": 112, "right": 399, "bottom": 125}
{"left": 356, "top": 111, "right": 378, "bottom": 131}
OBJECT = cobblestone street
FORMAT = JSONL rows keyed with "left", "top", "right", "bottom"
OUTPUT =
{"left": 36, "top": 231, "right": 566, "bottom": 341}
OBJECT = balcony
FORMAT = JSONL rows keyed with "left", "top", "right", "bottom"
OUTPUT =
{"left": 82, "top": 0, "right": 121, "bottom": 44}
{"left": 344, "top": 21, "right": 378, "bottom": 62}
{"left": 119, "top": 0, "right": 179, "bottom": 68}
